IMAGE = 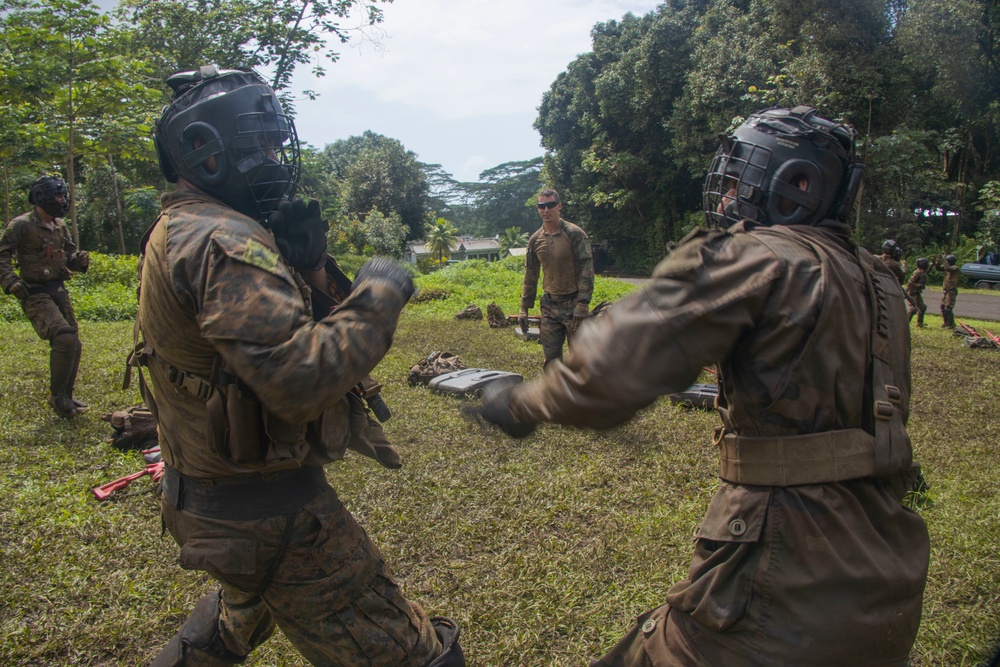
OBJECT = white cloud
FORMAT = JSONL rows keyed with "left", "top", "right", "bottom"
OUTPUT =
{"left": 291, "top": 0, "right": 662, "bottom": 181}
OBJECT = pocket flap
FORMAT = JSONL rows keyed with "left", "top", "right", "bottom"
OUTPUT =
{"left": 695, "top": 485, "right": 773, "bottom": 543}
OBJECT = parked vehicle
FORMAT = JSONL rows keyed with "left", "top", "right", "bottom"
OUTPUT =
{"left": 960, "top": 262, "right": 1000, "bottom": 289}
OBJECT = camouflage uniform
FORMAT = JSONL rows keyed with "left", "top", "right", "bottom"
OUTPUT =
{"left": 877, "top": 252, "right": 905, "bottom": 284}
{"left": 138, "top": 187, "right": 441, "bottom": 665}
{"left": 940, "top": 263, "right": 960, "bottom": 328}
{"left": 507, "top": 220, "right": 929, "bottom": 666}
{"left": 521, "top": 219, "right": 594, "bottom": 364}
{"left": 906, "top": 266, "right": 928, "bottom": 326}
{"left": 0, "top": 209, "right": 86, "bottom": 405}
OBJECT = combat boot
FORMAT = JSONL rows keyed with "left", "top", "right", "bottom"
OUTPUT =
{"left": 151, "top": 591, "right": 248, "bottom": 667}
{"left": 916, "top": 312, "right": 924, "bottom": 328}
{"left": 47, "top": 394, "right": 79, "bottom": 419}
{"left": 427, "top": 617, "right": 465, "bottom": 667}
{"left": 66, "top": 338, "right": 88, "bottom": 412}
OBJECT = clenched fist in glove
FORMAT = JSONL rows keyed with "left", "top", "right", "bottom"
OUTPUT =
{"left": 355, "top": 257, "right": 415, "bottom": 302}
{"left": 266, "top": 197, "right": 329, "bottom": 271}
{"left": 518, "top": 309, "right": 529, "bottom": 334}
{"left": 464, "top": 376, "right": 536, "bottom": 439}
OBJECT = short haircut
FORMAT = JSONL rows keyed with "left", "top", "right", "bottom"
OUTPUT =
{"left": 537, "top": 187, "right": 560, "bottom": 202}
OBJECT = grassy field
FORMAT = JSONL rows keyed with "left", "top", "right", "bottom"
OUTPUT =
{"left": 0, "top": 267, "right": 998, "bottom": 666}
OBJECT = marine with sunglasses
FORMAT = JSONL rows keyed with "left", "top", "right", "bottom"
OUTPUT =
{"left": 519, "top": 188, "right": 594, "bottom": 366}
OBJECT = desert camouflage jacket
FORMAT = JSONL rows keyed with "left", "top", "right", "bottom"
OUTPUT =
{"left": 0, "top": 210, "right": 82, "bottom": 289}
{"left": 521, "top": 219, "right": 593, "bottom": 310}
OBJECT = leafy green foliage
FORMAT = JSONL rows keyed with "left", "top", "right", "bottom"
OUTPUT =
{"left": 424, "top": 217, "right": 460, "bottom": 263}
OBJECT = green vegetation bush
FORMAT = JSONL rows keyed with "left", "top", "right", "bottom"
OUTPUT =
{"left": 412, "top": 256, "right": 635, "bottom": 319}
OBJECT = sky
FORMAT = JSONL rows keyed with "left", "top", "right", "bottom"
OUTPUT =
{"left": 288, "top": 0, "right": 663, "bottom": 183}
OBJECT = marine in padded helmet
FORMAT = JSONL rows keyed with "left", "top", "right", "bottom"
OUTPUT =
{"left": 0, "top": 174, "right": 90, "bottom": 418}
{"left": 140, "top": 66, "right": 463, "bottom": 666}
{"left": 473, "top": 106, "right": 929, "bottom": 666}
{"left": 877, "top": 239, "right": 906, "bottom": 284}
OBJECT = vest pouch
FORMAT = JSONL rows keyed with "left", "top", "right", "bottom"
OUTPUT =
{"left": 222, "top": 383, "right": 266, "bottom": 466}
{"left": 305, "top": 394, "right": 351, "bottom": 464}
{"left": 262, "top": 410, "right": 309, "bottom": 463}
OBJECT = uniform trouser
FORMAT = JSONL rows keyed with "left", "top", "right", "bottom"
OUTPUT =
{"left": 19, "top": 283, "right": 81, "bottom": 397}
{"left": 161, "top": 483, "right": 442, "bottom": 666}
{"left": 940, "top": 287, "right": 958, "bottom": 325}
{"left": 539, "top": 292, "right": 578, "bottom": 365}
{"left": 907, "top": 291, "right": 926, "bottom": 325}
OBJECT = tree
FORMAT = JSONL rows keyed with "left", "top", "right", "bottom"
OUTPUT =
{"left": 323, "top": 132, "right": 431, "bottom": 240}
{"left": 115, "top": 0, "right": 391, "bottom": 107}
{"left": 497, "top": 226, "right": 529, "bottom": 258}
{"left": 361, "top": 207, "right": 407, "bottom": 257}
{"left": 424, "top": 217, "right": 459, "bottom": 263}
{"left": 470, "top": 158, "right": 543, "bottom": 238}
{"left": 0, "top": 0, "right": 162, "bottom": 244}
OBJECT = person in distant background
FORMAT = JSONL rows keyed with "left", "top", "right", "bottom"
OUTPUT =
{"left": 0, "top": 175, "right": 89, "bottom": 419}
{"left": 906, "top": 257, "right": 929, "bottom": 327}
{"left": 940, "top": 253, "right": 960, "bottom": 328}
{"left": 878, "top": 239, "right": 905, "bottom": 284}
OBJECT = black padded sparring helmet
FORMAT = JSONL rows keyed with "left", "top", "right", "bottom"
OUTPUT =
{"left": 946, "top": 254, "right": 957, "bottom": 266}
{"left": 154, "top": 65, "right": 300, "bottom": 221}
{"left": 704, "top": 106, "right": 864, "bottom": 228}
{"left": 916, "top": 257, "right": 929, "bottom": 270}
{"left": 28, "top": 175, "right": 69, "bottom": 218}
{"left": 882, "top": 239, "right": 902, "bottom": 260}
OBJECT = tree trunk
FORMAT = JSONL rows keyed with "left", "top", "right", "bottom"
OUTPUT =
{"left": 108, "top": 153, "right": 126, "bottom": 254}
{"left": 2, "top": 161, "right": 8, "bottom": 225}
{"left": 67, "top": 50, "right": 79, "bottom": 246}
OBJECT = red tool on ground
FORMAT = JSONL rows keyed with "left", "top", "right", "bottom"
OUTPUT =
{"left": 92, "top": 462, "right": 164, "bottom": 500}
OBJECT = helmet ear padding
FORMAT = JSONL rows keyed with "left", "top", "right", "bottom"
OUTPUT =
{"left": 179, "top": 122, "right": 228, "bottom": 187}
{"left": 766, "top": 159, "right": 824, "bottom": 226}
{"left": 834, "top": 163, "right": 865, "bottom": 221}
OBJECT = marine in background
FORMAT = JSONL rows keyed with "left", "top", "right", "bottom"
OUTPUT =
{"left": 906, "top": 257, "right": 930, "bottom": 327}
{"left": 0, "top": 175, "right": 89, "bottom": 418}
{"left": 878, "top": 239, "right": 906, "bottom": 284}
{"left": 940, "top": 253, "right": 960, "bottom": 328}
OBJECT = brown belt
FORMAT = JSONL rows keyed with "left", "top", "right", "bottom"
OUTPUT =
{"left": 717, "top": 429, "right": 877, "bottom": 486}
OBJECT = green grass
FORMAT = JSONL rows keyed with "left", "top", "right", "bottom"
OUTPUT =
{"left": 0, "top": 267, "right": 998, "bottom": 666}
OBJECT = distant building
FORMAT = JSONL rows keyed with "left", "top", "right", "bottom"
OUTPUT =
{"left": 405, "top": 236, "right": 502, "bottom": 264}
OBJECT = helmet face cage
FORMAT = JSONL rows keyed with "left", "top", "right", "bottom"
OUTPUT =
{"left": 155, "top": 68, "right": 300, "bottom": 220}
{"left": 28, "top": 176, "right": 69, "bottom": 218}
{"left": 703, "top": 106, "right": 860, "bottom": 229}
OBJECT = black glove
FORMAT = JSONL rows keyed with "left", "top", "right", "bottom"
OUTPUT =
{"left": 355, "top": 257, "right": 415, "bottom": 302}
{"left": 71, "top": 250, "right": 90, "bottom": 273}
{"left": 266, "top": 197, "right": 328, "bottom": 271}
{"left": 464, "top": 377, "right": 536, "bottom": 439}
{"left": 518, "top": 310, "right": 529, "bottom": 334}
{"left": 5, "top": 280, "right": 28, "bottom": 300}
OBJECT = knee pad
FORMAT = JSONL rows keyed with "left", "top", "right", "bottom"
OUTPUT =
{"left": 151, "top": 591, "right": 247, "bottom": 667}
{"left": 50, "top": 330, "right": 79, "bottom": 353}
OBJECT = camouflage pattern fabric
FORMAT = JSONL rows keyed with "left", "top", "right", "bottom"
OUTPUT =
{"left": 486, "top": 302, "right": 509, "bottom": 328}
{"left": 454, "top": 304, "right": 482, "bottom": 320}
{"left": 162, "top": 484, "right": 440, "bottom": 665}
{"left": 507, "top": 219, "right": 928, "bottom": 665}
{"left": 520, "top": 219, "right": 594, "bottom": 313}
{"left": 139, "top": 186, "right": 441, "bottom": 665}
{"left": 407, "top": 352, "right": 467, "bottom": 386}
{"left": 0, "top": 210, "right": 81, "bottom": 341}
{"left": 539, "top": 292, "right": 578, "bottom": 364}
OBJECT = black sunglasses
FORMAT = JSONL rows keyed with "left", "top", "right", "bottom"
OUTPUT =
{"left": 536, "top": 201, "right": 560, "bottom": 210}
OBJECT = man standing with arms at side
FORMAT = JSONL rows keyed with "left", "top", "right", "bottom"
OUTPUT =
{"left": 0, "top": 175, "right": 89, "bottom": 418}
{"left": 476, "top": 106, "right": 928, "bottom": 666}
{"left": 940, "top": 253, "right": 960, "bottom": 328}
{"left": 139, "top": 65, "right": 462, "bottom": 667}
{"left": 519, "top": 188, "right": 594, "bottom": 367}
